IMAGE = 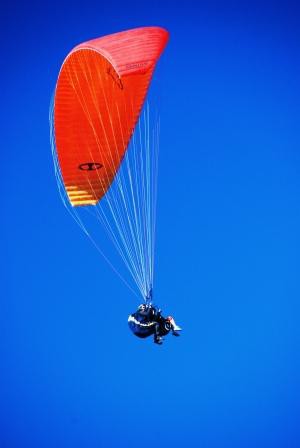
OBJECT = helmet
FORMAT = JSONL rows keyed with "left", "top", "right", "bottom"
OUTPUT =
{"left": 138, "top": 304, "right": 148, "bottom": 315}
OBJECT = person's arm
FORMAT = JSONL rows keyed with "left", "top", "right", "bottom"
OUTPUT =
{"left": 152, "top": 307, "right": 164, "bottom": 322}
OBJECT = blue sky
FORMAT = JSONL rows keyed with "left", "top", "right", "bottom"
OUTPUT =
{"left": 1, "top": 1, "right": 300, "bottom": 447}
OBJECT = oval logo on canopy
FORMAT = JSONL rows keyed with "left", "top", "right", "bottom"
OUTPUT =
{"left": 78, "top": 162, "right": 103, "bottom": 171}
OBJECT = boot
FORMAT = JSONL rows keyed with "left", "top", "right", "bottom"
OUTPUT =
{"left": 154, "top": 335, "right": 163, "bottom": 345}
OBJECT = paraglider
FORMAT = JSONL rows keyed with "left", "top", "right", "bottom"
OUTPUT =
{"left": 53, "top": 27, "right": 168, "bottom": 209}
{"left": 128, "top": 302, "right": 181, "bottom": 345}
{"left": 50, "top": 26, "right": 182, "bottom": 344}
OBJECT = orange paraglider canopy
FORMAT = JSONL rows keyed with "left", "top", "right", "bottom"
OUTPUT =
{"left": 54, "top": 27, "right": 169, "bottom": 206}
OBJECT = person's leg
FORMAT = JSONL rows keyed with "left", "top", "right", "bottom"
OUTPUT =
{"left": 153, "top": 323, "right": 163, "bottom": 344}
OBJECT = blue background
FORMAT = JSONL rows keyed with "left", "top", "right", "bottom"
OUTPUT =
{"left": 1, "top": 1, "right": 300, "bottom": 447}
